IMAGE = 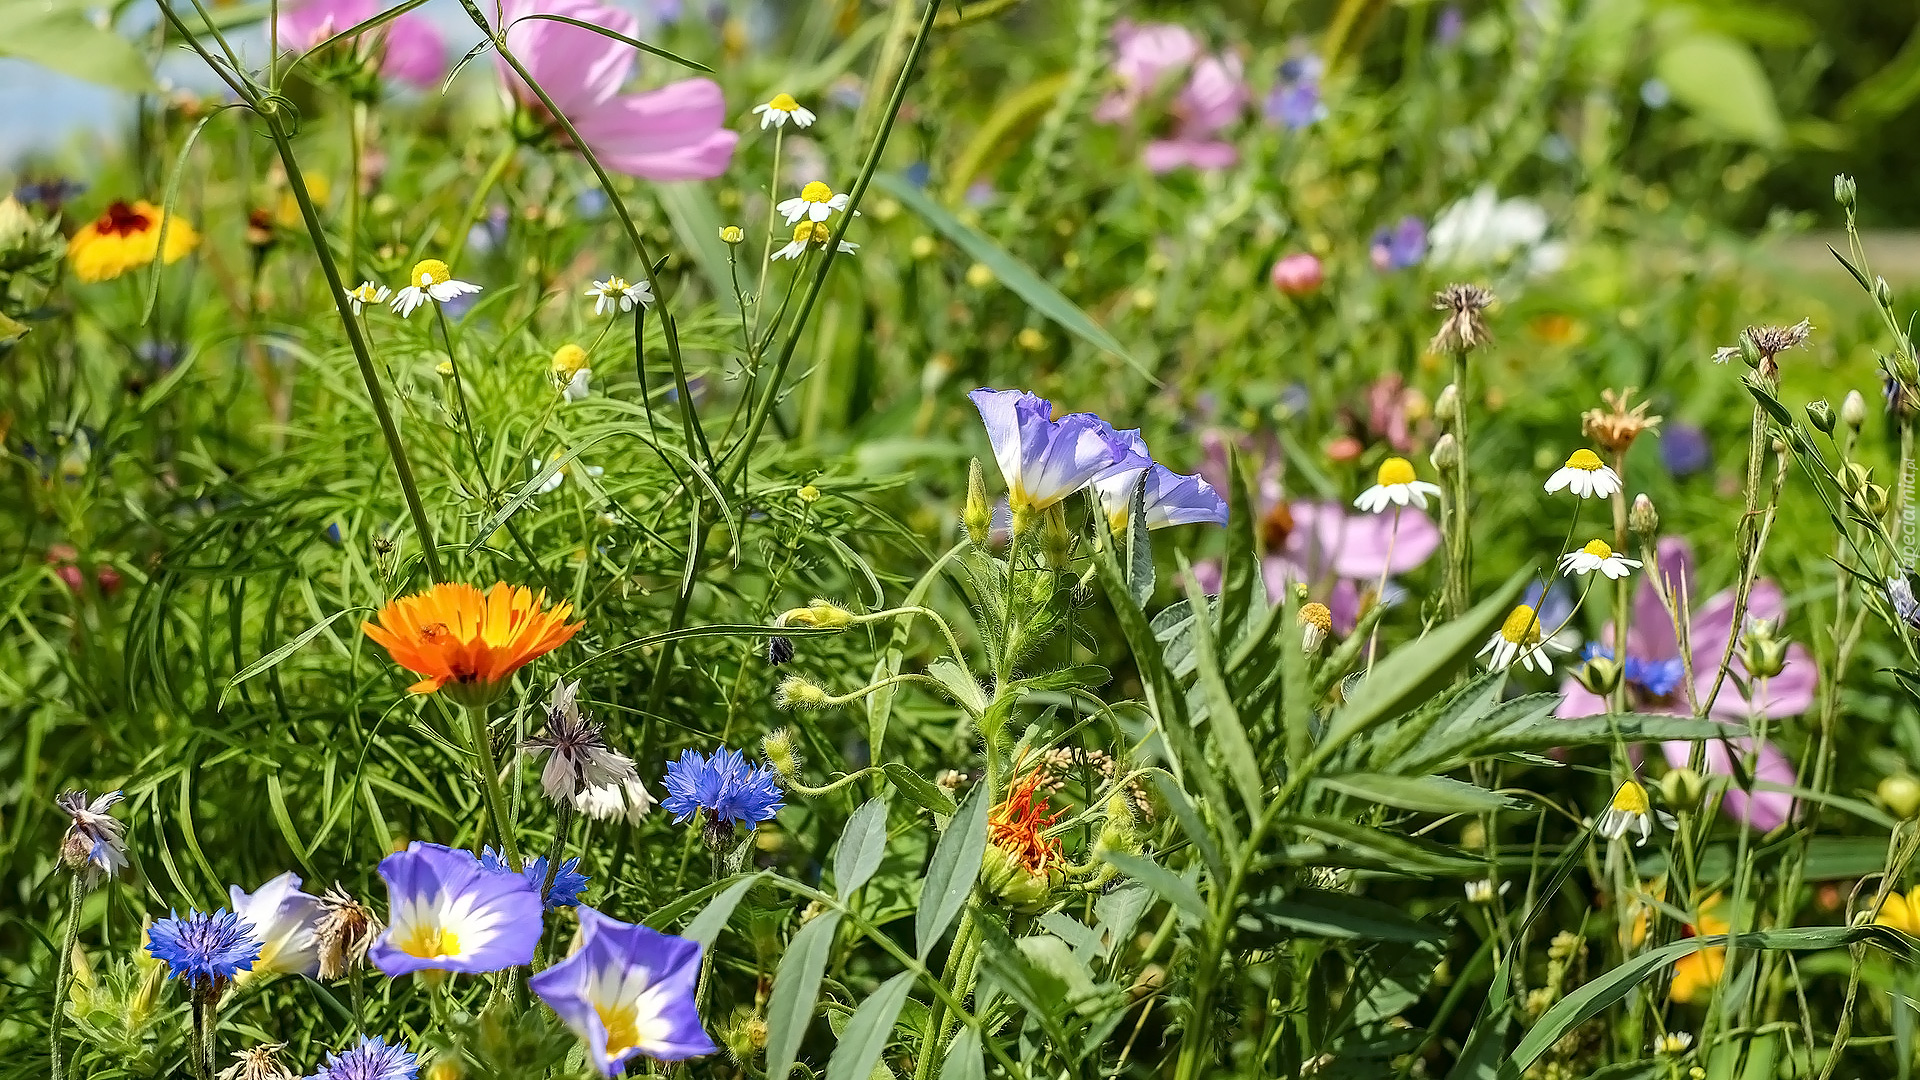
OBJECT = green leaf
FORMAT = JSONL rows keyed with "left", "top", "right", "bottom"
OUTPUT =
{"left": 683, "top": 872, "right": 766, "bottom": 949}
{"left": 1100, "top": 850, "right": 1206, "bottom": 919}
{"left": 767, "top": 910, "right": 844, "bottom": 1080}
{"left": 1179, "top": 554, "right": 1265, "bottom": 815}
{"left": 0, "top": 3, "right": 157, "bottom": 92}
{"left": 926, "top": 657, "right": 988, "bottom": 716}
{"left": 1239, "top": 887, "right": 1448, "bottom": 944}
{"left": 1218, "top": 447, "right": 1261, "bottom": 643}
{"left": 502, "top": 12, "right": 712, "bottom": 72}
{"left": 940, "top": 1028, "right": 985, "bottom": 1080}
{"left": 1279, "top": 816, "right": 1484, "bottom": 877}
{"left": 833, "top": 798, "right": 891, "bottom": 898}
{"left": 1316, "top": 773, "right": 1516, "bottom": 814}
{"left": 916, "top": 784, "right": 989, "bottom": 958}
{"left": 883, "top": 763, "right": 957, "bottom": 817}
{"left": 221, "top": 607, "right": 370, "bottom": 709}
{"left": 1123, "top": 478, "right": 1155, "bottom": 606}
{"left": 824, "top": 971, "right": 916, "bottom": 1080}
{"left": 1654, "top": 34, "right": 1785, "bottom": 147}
{"left": 873, "top": 172, "right": 1150, "bottom": 379}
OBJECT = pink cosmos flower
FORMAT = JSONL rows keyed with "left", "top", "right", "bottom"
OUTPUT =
{"left": 1098, "top": 21, "right": 1247, "bottom": 174}
{"left": 1558, "top": 537, "right": 1814, "bottom": 832}
{"left": 1270, "top": 252, "right": 1323, "bottom": 296}
{"left": 1094, "top": 21, "right": 1200, "bottom": 123}
{"left": 497, "top": 0, "right": 737, "bottom": 181}
{"left": 276, "top": 0, "right": 446, "bottom": 90}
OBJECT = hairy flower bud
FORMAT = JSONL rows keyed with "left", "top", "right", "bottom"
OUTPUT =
{"left": 1040, "top": 505, "right": 1073, "bottom": 569}
{"left": 981, "top": 844, "right": 1051, "bottom": 911}
{"left": 762, "top": 727, "right": 802, "bottom": 781}
{"left": 774, "top": 676, "right": 830, "bottom": 709}
{"left": 964, "top": 458, "right": 992, "bottom": 544}
{"left": 1835, "top": 173, "right": 1857, "bottom": 210}
{"left": 1629, "top": 494, "right": 1658, "bottom": 540}
{"left": 1806, "top": 399, "right": 1835, "bottom": 435}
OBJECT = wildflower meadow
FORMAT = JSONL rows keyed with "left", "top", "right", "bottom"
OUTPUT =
{"left": 8, "top": 1, "right": 1920, "bottom": 1078}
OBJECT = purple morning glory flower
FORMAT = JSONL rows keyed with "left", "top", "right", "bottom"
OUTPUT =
{"left": 481, "top": 846, "right": 590, "bottom": 909}
{"left": 970, "top": 388, "right": 1135, "bottom": 517}
{"left": 1092, "top": 430, "right": 1227, "bottom": 531}
{"left": 147, "top": 909, "right": 262, "bottom": 991}
{"left": 1370, "top": 216, "right": 1427, "bottom": 271}
{"left": 1660, "top": 422, "right": 1711, "bottom": 477}
{"left": 529, "top": 906, "right": 716, "bottom": 1073}
{"left": 368, "top": 842, "right": 543, "bottom": 976}
{"left": 1265, "top": 54, "right": 1326, "bottom": 131}
{"left": 660, "top": 748, "right": 784, "bottom": 830}
{"left": 306, "top": 1034, "right": 419, "bottom": 1080}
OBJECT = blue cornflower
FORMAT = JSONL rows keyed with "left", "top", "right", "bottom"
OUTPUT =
{"left": 1626, "top": 656, "right": 1686, "bottom": 698}
{"left": 146, "top": 909, "right": 261, "bottom": 991}
{"left": 1265, "top": 55, "right": 1326, "bottom": 131}
{"left": 1660, "top": 423, "right": 1711, "bottom": 477}
{"left": 661, "top": 748, "right": 784, "bottom": 830}
{"left": 307, "top": 1034, "right": 419, "bottom": 1080}
{"left": 1582, "top": 642, "right": 1614, "bottom": 663}
{"left": 1370, "top": 215, "right": 1427, "bottom": 271}
{"left": 480, "top": 846, "right": 591, "bottom": 909}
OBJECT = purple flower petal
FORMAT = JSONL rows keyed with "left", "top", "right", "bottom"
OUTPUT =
{"left": 370, "top": 842, "right": 543, "bottom": 976}
{"left": 530, "top": 907, "right": 716, "bottom": 1074}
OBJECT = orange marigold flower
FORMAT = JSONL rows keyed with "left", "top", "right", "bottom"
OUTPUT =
{"left": 361, "top": 583, "right": 582, "bottom": 707}
{"left": 67, "top": 200, "right": 200, "bottom": 284}
{"left": 988, "top": 770, "right": 1064, "bottom": 876}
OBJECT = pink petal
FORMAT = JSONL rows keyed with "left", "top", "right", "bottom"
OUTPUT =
{"left": 1144, "top": 138, "right": 1238, "bottom": 173}
{"left": 498, "top": 0, "right": 639, "bottom": 117}
{"left": 1175, "top": 54, "right": 1247, "bottom": 134}
{"left": 278, "top": 0, "right": 375, "bottom": 52}
{"left": 380, "top": 14, "right": 445, "bottom": 90}
{"left": 1629, "top": 537, "right": 1693, "bottom": 662}
{"left": 1696, "top": 643, "right": 1817, "bottom": 721}
{"left": 1314, "top": 506, "right": 1441, "bottom": 580}
{"left": 574, "top": 81, "right": 739, "bottom": 180}
{"left": 1555, "top": 677, "right": 1608, "bottom": 719}
{"left": 1661, "top": 729, "right": 1797, "bottom": 832}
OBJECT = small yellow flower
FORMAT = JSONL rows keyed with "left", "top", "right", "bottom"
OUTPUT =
{"left": 719, "top": 225, "right": 744, "bottom": 244}
{"left": 1016, "top": 327, "right": 1046, "bottom": 351}
{"left": 966, "top": 263, "right": 995, "bottom": 288}
{"left": 797, "top": 484, "right": 820, "bottom": 503}
{"left": 1355, "top": 456, "right": 1442, "bottom": 513}
{"left": 1559, "top": 538, "right": 1642, "bottom": 579}
{"left": 1298, "top": 602, "right": 1332, "bottom": 653}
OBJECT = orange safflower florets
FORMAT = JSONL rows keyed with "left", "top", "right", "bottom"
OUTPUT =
{"left": 988, "top": 770, "right": 1064, "bottom": 876}
{"left": 361, "top": 582, "right": 582, "bottom": 706}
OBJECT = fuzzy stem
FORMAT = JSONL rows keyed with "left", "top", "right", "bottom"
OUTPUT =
{"left": 48, "top": 873, "right": 83, "bottom": 1080}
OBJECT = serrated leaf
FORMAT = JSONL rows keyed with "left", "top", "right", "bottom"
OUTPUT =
{"left": 833, "top": 798, "right": 890, "bottom": 898}
{"left": 825, "top": 971, "right": 915, "bottom": 1080}
{"left": 767, "top": 911, "right": 844, "bottom": 1080}
{"left": 916, "top": 784, "right": 989, "bottom": 958}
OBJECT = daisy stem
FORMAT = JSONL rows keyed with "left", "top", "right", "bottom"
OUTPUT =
{"left": 465, "top": 703, "right": 521, "bottom": 870}
{"left": 753, "top": 126, "right": 783, "bottom": 341}
{"left": 1363, "top": 507, "right": 1401, "bottom": 675}
{"left": 1611, "top": 452, "right": 1631, "bottom": 715}
{"left": 47, "top": 873, "right": 83, "bottom": 1080}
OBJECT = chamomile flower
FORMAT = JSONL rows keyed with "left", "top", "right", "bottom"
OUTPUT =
{"left": 753, "top": 93, "right": 816, "bottom": 129}
{"left": 772, "top": 220, "right": 858, "bottom": 261}
{"left": 346, "top": 282, "right": 390, "bottom": 315}
{"left": 551, "top": 343, "right": 592, "bottom": 402}
{"left": 1655, "top": 1032, "right": 1695, "bottom": 1055}
{"left": 1476, "top": 603, "right": 1565, "bottom": 674}
{"left": 1354, "top": 456, "right": 1443, "bottom": 513}
{"left": 1559, "top": 538, "right": 1642, "bottom": 579}
{"left": 1544, "top": 448, "right": 1621, "bottom": 499}
{"left": 390, "top": 259, "right": 480, "bottom": 318}
{"left": 1595, "top": 779, "right": 1674, "bottom": 846}
{"left": 777, "top": 181, "right": 852, "bottom": 225}
{"left": 586, "top": 275, "right": 652, "bottom": 316}
{"left": 1464, "top": 878, "right": 1510, "bottom": 904}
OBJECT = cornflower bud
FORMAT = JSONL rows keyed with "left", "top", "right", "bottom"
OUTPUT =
{"left": 1806, "top": 399, "right": 1835, "bottom": 434}
{"left": 1431, "top": 433, "right": 1459, "bottom": 473}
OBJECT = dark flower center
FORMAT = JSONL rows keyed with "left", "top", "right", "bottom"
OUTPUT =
{"left": 96, "top": 201, "right": 152, "bottom": 237}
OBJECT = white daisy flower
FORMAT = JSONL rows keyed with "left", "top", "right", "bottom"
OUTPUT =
{"left": 390, "top": 258, "right": 480, "bottom": 318}
{"left": 777, "top": 180, "right": 853, "bottom": 225}
{"left": 1655, "top": 1032, "right": 1695, "bottom": 1056}
{"left": 752, "top": 92, "right": 816, "bottom": 130}
{"left": 1594, "top": 780, "right": 1675, "bottom": 846}
{"left": 561, "top": 367, "right": 591, "bottom": 402}
{"left": 1354, "top": 456, "right": 1443, "bottom": 513}
{"left": 772, "top": 221, "right": 858, "bottom": 261}
{"left": 550, "top": 343, "right": 591, "bottom": 403}
{"left": 1559, "top": 538, "right": 1642, "bottom": 580}
{"left": 1464, "top": 878, "right": 1510, "bottom": 904}
{"left": 1476, "top": 603, "right": 1566, "bottom": 674}
{"left": 531, "top": 457, "right": 604, "bottom": 495}
{"left": 586, "top": 274, "right": 653, "bottom": 316}
{"left": 1544, "top": 448, "right": 1622, "bottom": 499}
{"left": 346, "top": 281, "right": 390, "bottom": 315}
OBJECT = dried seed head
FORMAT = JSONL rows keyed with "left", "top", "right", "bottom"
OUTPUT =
{"left": 1581, "top": 387, "right": 1663, "bottom": 456}
{"left": 218, "top": 1043, "right": 293, "bottom": 1080}
{"left": 1430, "top": 284, "right": 1495, "bottom": 355}
{"left": 1741, "top": 319, "right": 1812, "bottom": 377}
{"left": 313, "top": 885, "right": 380, "bottom": 981}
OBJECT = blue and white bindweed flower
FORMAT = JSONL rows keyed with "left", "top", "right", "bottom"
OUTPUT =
{"left": 305, "top": 1034, "right": 419, "bottom": 1080}
{"left": 1092, "top": 430, "right": 1228, "bottom": 532}
{"left": 56, "top": 788, "right": 128, "bottom": 885}
{"left": 661, "top": 748, "right": 784, "bottom": 832}
{"left": 369, "top": 842, "right": 543, "bottom": 976}
{"left": 228, "top": 871, "right": 325, "bottom": 980}
{"left": 529, "top": 906, "right": 716, "bottom": 1074}
{"left": 970, "top": 388, "right": 1137, "bottom": 524}
{"left": 147, "top": 909, "right": 262, "bottom": 992}
{"left": 481, "top": 846, "right": 590, "bottom": 909}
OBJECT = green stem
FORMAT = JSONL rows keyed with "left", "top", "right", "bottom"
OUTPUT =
{"left": 466, "top": 703, "right": 520, "bottom": 869}
{"left": 48, "top": 874, "right": 83, "bottom": 1080}
{"left": 446, "top": 141, "right": 517, "bottom": 269}
{"left": 531, "top": 799, "right": 574, "bottom": 970}
{"left": 1446, "top": 349, "right": 1473, "bottom": 618}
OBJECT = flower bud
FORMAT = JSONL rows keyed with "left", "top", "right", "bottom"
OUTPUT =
{"left": 981, "top": 843, "right": 1051, "bottom": 911}
{"left": 1806, "top": 399, "right": 1835, "bottom": 435}
{"left": 773, "top": 677, "right": 830, "bottom": 709}
{"left": 1270, "top": 252, "right": 1324, "bottom": 297}
{"left": 1572, "top": 652, "right": 1623, "bottom": 697}
{"left": 1863, "top": 482, "right": 1890, "bottom": 517}
{"left": 1877, "top": 276, "right": 1895, "bottom": 311}
{"left": 910, "top": 235, "right": 937, "bottom": 260}
{"left": 1843, "top": 390, "right": 1868, "bottom": 430}
{"left": 1878, "top": 775, "right": 1920, "bottom": 819}
{"left": 1629, "top": 493, "right": 1659, "bottom": 540}
{"left": 1739, "top": 619, "right": 1788, "bottom": 679}
{"left": 765, "top": 635, "right": 795, "bottom": 666}
{"left": 965, "top": 262, "right": 994, "bottom": 288}
{"left": 1430, "top": 433, "right": 1459, "bottom": 473}
{"left": 1835, "top": 174, "right": 1857, "bottom": 210}
{"left": 426, "top": 1058, "right": 464, "bottom": 1080}
{"left": 1435, "top": 384, "right": 1460, "bottom": 428}
{"left": 1094, "top": 793, "right": 1142, "bottom": 857}
{"left": 718, "top": 225, "right": 743, "bottom": 244}
{"left": 1660, "top": 767, "right": 1704, "bottom": 810}
{"left": 964, "top": 458, "right": 992, "bottom": 544}
{"left": 762, "top": 727, "right": 802, "bottom": 779}
{"left": 1040, "top": 505, "right": 1073, "bottom": 569}
{"left": 1738, "top": 335, "right": 1762, "bottom": 370}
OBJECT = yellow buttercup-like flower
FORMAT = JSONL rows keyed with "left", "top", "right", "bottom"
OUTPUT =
{"left": 67, "top": 200, "right": 200, "bottom": 283}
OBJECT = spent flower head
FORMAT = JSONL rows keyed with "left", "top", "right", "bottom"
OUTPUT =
{"left": 313, "top": 884, "right": 381, "bottom": 981}
{"left": 217, "top": 1043, "right": 293, "bottom": 1080}
{"left": 1582, "top": 387, "right": 1662, "bottom": 455}
{"left": 56, "top": 788, "right": 128, "bottom": 885}
{"left": 524, "top": 679, "right": 640, "bottom": 805}
{"left": 1430, "top": 283, "right": 1494, "bottom": 354}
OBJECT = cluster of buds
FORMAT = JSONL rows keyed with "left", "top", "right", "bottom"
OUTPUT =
{"left": 1839, "top": 462, "right": 1888, "bottom": 517}
{"left": 1739, "top": 619, "right": 1790, "bottom": 679}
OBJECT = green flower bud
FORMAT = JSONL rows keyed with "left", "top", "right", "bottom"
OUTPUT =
{"left": 1660, "top": 767, "right": 1704, "bottom": 810}
{"left": 1040, "top": 505, "right": 1073, "bottom": 569}
{"left": 1880, "top": 775, "right": 1920, "bottom": 820}
{"left": 762, "top": 727, "right": 801, "bottom": 780}
{"left": 964, "top": 458, "right": 993, "bottom": 544}
{"left": 1843, "top": 390, "right": 1868, "bottom": 430}
{"left": 1629, "top": 494, "right": 1659, "bottom": 540}
{"left": 1430, "top": 433, "right": 1459, "bottom": 473}
{"left": 774, "top": 676, "right": 830, "bottom": 709}
{"left": 1835, "top": 174, "right": 1857, "bottom": 210}
{"left": 1573, "top": 652, "right": 1623, "bottom": 697}
{"left": 1739, "top": 619, "right": 1788, "bottom": 679}
{"left": 1806, "top": 399, "right": 1835, "bottom": 435}
{"left": 981, "top": 844, "right": 1051, "bottom": 911}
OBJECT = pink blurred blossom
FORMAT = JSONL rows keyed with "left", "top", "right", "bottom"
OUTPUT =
{"left": 1365, "top": 374, "right": 1415, "bottom": 452}
{"left": 498, "top": 0, "right": 737, "bottom": 181}
{"left": 1558, "top": 537, "right": 1813, "bottom": 832}
{"left": 276, "top": 0, "right": 447, "bottom": 90}
{"left": 1270, "top": 252, "right": 1323, "bottom": 296}
{"left": 1098, "top": 22, "right": 1247, "bottom": 173}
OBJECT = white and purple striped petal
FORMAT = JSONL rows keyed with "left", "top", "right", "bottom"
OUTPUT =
{"left": 530, "top": 907, "right": 715, "bottom": 1074}
{"left": 369, "top": 842, "right": 543, "bottom": 977}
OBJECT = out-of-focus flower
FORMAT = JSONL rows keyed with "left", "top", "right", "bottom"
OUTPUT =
{"left": 277, "top": 0, "right": 446, "bottom": 89}
{"left": 1660, "top": 423, "right": 1711, "bottom": 477}
{"left": 532, "top": 457, "right": 605, "bottom": 494}
{"left": 481, "top": 847, "right": 589, "bottom": 909}
{"left": 529, "top": 907, "right": 716, "bottom": 1072}
{"left": 1655, "top": 1032, "right": 1694, "bottom": 1056}
{"left": 551, "top": 343, "right": 593, "bottom": 402}
{"left": 661, "top": 748, "right": 784, "bottom": 836}
{"left": 1876, "top": 891, "right": 1920, "bottom": 935}
{"left": 1096, "top": 21, "right": 1247, "bottom": 173}
{"left": 1595, "top": 780, "right": 1672, "bottom": 845}
{"left": 1269, "top": 252, "right": 1323, "bottom": 296}
{"left": 1094, "top": 21, "right": 1199, "bottom": 122}
{"left": 15, "top": 177, "right": 85, "bottom": 213}
{"left": 360, "top": 582, "right": 582, "bottom": 706}
{"left": 217, "top": 1043, "right": 294, "bottom": 1080}
{"left": 1669, "top": 901, "right": 1730, "bottom": 1003}
{"left": 499, "top": 0, "right": 737, "bottom": 180}
{"left": 772, "top": 220, "right": 858, "bottom": 260}
{"left": 1559, "top": 539, "right": 1641, "bottom": 580}
{"left": 370, "top": 842, "right": 543, "bottom": 976}
{"left": 752, "top": 92, "right": 814, "bottom": 129}
{"left": 305, "top": 1035, "right": 419, "bottom": 1080}
{"left": 969, "top": 388, "right": 1139, "bottom": 520}
{"left": 313, "top": 884, "right": 381, "bottom": 981}
{"left": 587, "top": 274, "right": 652, "bottom": 315}
{"left": 1559, "top": 537, "right": 1814, "bottom": 832}
{"left": 1429, "top": 186, "right": 1565, "bottom": 275}
{"left": 1092, "top": 430, "right": 1227, "bottom": 531}
{"left": 56, "top": 789, "right": 127, "bottom": 884}
{"left": 1436, "top": 5, "right": 1465, "bottom": 47}
{"left": 1354, "top": 457, "right": 1441, "bottom": 513}
{"left": 147, "top": 910, "right": 262, "bottom": 992}
{"left": 346, "top": 281, "right": 390, "bottom": 315}
{"left": 1544, "top": 448, "right": 1621, "bottom": 499}
{"left": 1264, "top": 53, "right": 1325, "bottom": 130}
{"left": 1370, "top": 216, "right": 1426, "bottom": 271}
{"left": 228, "top": 872, "right": 324, "bottom": 980}
{"left": 389, "top": 259, "right": 479, "bottom": 318}
{"left": 1478, "top": 604, "right": 1564, "bottom": 674}
{"left": 67, "top": 200, "right": 198, "bottom": 283}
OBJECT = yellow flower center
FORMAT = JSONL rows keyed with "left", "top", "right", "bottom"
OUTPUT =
{"left": 411, "top": 259, "right": 450, "bottom": 287}
{"left": 1582, "top": 538, "right": 1613, "bottom": 559}
{"left": 800, "top": 181, "right": 834, "bottom": 204}
{"left": 1565, "top": 448, "right": 1604, "bottom": 471}
{"left": 809, "top": 222, "right": 832, "bottom": 243}
{"left": 551, "top": 343, "right": 588, "bottom": 377}
{"left": 1499, "top": 604, "right": 1541, "bottom": 645}
{"left": 791, "top": 221, "right": 815, "bottom": 242}
{"left": 768, "top": 93, "right": 799, "bottom": 112}
{"left": 1610, "top": 780, "right": 1650, "bottom": 815}
{"left": 602, "top": 277, "right": 630, "bottom": 293}
{"left": 597, "top": 1001, "right": 641, "bottom": 1056}
{"left": 395, "top": 922, "right": 461, "bottom": 959}
{"left": 1376, "top": 457, "right": 1417, "bottom": 487}
{"left": 1299, "top": 602, "right": 1332, "bottom": 632}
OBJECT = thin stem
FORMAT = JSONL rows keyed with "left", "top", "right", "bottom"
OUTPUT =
{"left": 446, "top": 141, "right": 517, "bottom": 269}
{"left": 48, "top": 874, "right": 83, "bottom": 1080}
{"left": 465, "top": 703, "right": 520, "bottom": 869}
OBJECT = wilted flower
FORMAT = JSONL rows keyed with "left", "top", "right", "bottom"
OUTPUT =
{"left": 67, "top": 200, "right": 199, "bottom": 283}
{"left": 389, "top": 259, "right": 480, "bottom": 318}
{"left": 1544, "top": 449, "right": 1622, "bottom": 499}
{"left": 147, "top": 909, "right": 262, "bottom": 993}
{"left": 57, "top": 789, "right": 128, "bottom": 884}
{"left": 370, "top": 842, "right": 543, "bottom": 976}
{"left": 360, "top": 582, "right": 582, "bottom": 706}
{"left": 228, "top": 872, "right": 324, "bottom": 980}
{"left": 313, "top": 884, "right": 381, "bottom": 981}
{"left": 1430, "top": 283, "right": 1495, "bottom": 355}
{"left": 524, "top": 679, "right": 640, "bottom": 805}
{"left": 1583, "top": 387, "right": 1662, "bottom": 456}
{"left": 217, "top": 1043, "right": 294, "bottom": 1080}
{"left": 305, "top": 1035, "right": 419, "bottom": 1080}
{"left": 752, "top": 92, "right": 815, "bottom": 129}
{"left": 573, "top": 775, "right": 657, "bottom": 823}
{"left": 529, "top": 907, "right": 716, "bottom": 1072}
{"left": 1595, "top": 780, "right": 1672, "bottom": 845}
